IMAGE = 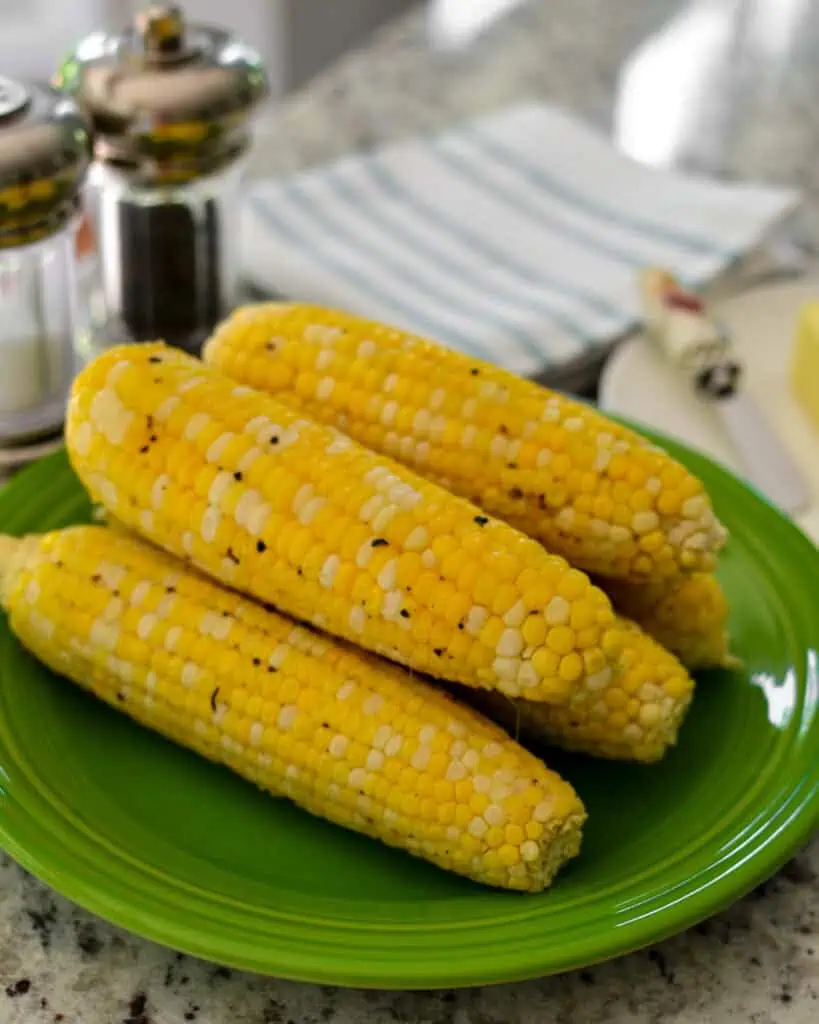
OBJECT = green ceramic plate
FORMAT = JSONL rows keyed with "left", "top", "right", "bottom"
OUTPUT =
{"left": 0, "top": 443, "right": 817, "bottom": 989}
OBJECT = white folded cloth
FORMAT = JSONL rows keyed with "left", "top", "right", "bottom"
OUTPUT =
{"left": 242, "top": 102, "right": 798, "bottom": 376}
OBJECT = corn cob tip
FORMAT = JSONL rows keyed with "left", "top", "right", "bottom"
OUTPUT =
{"left": 465, "top": 616, "right": 696, "bottom": 764}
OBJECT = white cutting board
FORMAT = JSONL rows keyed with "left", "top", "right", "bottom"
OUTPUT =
{"left": 599, "top": 276, "right": 819, "bottom": 545}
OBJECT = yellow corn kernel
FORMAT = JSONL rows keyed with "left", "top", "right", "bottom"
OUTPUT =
{"left": 0, "top": 526, "right": 586, "bottom": 892}
{"left": 597, "top": 572, "right": 737, "bottom": 670}
{"left": 462, "top": 617, "right": 695, "bottom": 763}
{"left": 66, "top": 343, "right": 622, "bottom": 703}
{"left": 204, "top": 304, "right": 727, "bottom": 581}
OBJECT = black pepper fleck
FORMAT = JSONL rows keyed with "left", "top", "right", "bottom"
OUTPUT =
{"left": 226, "top": 547, "right": 240, "bottom": 565}
{"left": 116, "top": 692, "right": 125, "bottom": 702}
{"left": 499, "top": 424, "right": 509, "bottom": 434}
{"left": 210, "top": 687, "right": 220, "bottom": 712}
{"left": 474, "top": 515, "right": 488, "bottom": 526}
{"left": 256, "top": 540, "right": 267, "bottom": 553}
{"left": 148, "top": 356, "right": 162, "bottom": 364}
{"left": 433, "top": 648, "right": 444, "bottom": 656}
{"left": 267, "top": 666, "right": 276, "bottom": 673}
{"left": 5, "top": 979, "right": 30, "bottom": 997}
{"left": 269, "top": 436, "right": 279, "bottom": 445}
{"left": 470, "top": 368, "right": 479, "bottom": 376}
{"left": 139, "top": 445, "right": 150, "bottom": 454}
{"left": 507, "top": 462, "right": 518, "bottom": 469}
{"left": 297, "top": 568, "right": 303, "bottom": 576}
{"left": 509, "top": 487, "right": 524, "bottom": 500}
{"left": 166, "top": 586, "right": 176, "bottom": 594}
{"left": 371, "top": 538, "right": 388, "bottom": 548}
{"left": 252, "top": 657, "right": 261, "bottom": 667}
{"left": 233, "top": 471, "right": 243, "bottom": 481}
{"left": 457, "top": 621, "right": 464, "bottom": 630}
{"left": 149, "top": 434, "right": 158, "bottom": 443}
{"left": 400, "top": 609, "right": 410, "bottom": 619}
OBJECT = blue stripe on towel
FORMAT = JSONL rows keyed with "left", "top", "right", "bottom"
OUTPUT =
{"left": 249, "top": 192, "right": 492, "bottom": 359}
{"left": 319, "top": 171, "right": 562, "bottom": 364}
{"left": 466, "top": 127, "right": 732, "bottom": 259}
{"left": 292, "top": 175, "right": 545, "bottom": 364}
{"left": 366, "top": 156, "right": 631, "bottom": 338}
{"left": 432, "top": 139, "right": 649, "bottom": 271}
{"left": 326, "top": 166, "right": 602, "bottom": 356}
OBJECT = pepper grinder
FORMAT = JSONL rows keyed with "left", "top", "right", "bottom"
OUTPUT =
{"left": 0, "top": 77, "right": 91, "bottom": 451}
{"left": 56, "top": 4, "right": 269, "bottom": 355}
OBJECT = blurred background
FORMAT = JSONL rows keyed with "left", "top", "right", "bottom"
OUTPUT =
{"left": 0, "top": 0, "right": 415, "bottom": 94}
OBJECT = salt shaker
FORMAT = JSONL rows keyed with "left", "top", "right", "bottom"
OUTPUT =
{"left": 0, "top": 77, "right": 90, "bottom": 449}
{"left": 56, "top": 4, "right": 269, "bottom": 355}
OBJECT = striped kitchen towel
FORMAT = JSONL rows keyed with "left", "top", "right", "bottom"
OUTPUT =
{"left": 242, "top": 102, "right": 798, "bottom": 377}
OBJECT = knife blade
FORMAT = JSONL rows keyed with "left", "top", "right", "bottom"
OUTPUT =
{"left": 640, "top": 269, "right": 810, "bottom": 515}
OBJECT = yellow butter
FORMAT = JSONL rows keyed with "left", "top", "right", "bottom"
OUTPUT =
{"left": 793, "top": 303, "right": 819, "bottom": 431}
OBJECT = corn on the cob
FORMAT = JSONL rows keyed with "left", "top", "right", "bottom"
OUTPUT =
{"left": 66, "top": 343, "right": 623, "bottom": 703}
{"left": 0, "top": 526, "right": 586, "bottom": 891}
{"left": 203, "top": 303, "right": 727, "bottom": 581}
{"left": 464, "top": 619, "right": 694, "bottom": 763}
{"left": 598, "top": 573, "right": 737, "bottom": 670}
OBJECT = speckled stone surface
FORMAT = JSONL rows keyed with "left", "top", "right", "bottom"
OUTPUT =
{"left": 2, "top": 1, "right": 819, "bottom": 1020}
{"left": 1, "top": 844, "right": 817, "bottom": 1023}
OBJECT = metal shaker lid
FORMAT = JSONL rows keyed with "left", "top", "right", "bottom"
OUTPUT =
{"left": 0, "top": 78, "right": 90, "bottom": 247}
{"left": 55, "top": 4, "right": 269, "bottom": 181}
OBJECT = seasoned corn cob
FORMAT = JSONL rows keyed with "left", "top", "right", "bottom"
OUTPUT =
{"left": 66, "top": 343, "right": 622, "bottom": 703}
{"left": 204, "top": 303, "right": 727, "bottom": 581}
{"left": 0, "top": 526, "right": 586, "bottom": 891}
{"left": 464, "top": 619, "right": 694, "bottom": 763}
{"left": 599, "top": 573, "right": 736, "bottom": 670}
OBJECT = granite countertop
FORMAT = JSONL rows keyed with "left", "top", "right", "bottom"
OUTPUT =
{"left": 2, "top": 1, "right": 818, "bottom": 1021}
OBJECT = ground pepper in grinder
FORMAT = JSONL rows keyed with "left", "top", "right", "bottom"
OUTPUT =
{"left": 56, "top": 4, "right": 268, "bottom": 354}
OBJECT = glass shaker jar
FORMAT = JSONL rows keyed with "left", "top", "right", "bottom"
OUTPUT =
{"left": 55, "top": 4, "right": 268, "bottom": 355}
{"left": 0, "top": 77, "right": 90, "bottom": 449}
